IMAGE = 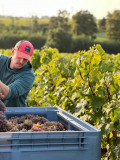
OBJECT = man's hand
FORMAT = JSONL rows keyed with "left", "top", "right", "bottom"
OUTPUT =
{"left": 0, "top": 88, "right": 5, "bottom": 99}
{"left": 0, "top": 81, "right": 9, "bottom": 99}
{"left": 0, "top": 100, "right": 7, "bottom": 112}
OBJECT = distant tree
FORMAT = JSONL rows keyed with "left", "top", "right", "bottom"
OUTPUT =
{"left": 39, "top": 24, "right": 49, "bottom": 34}
{"left": 45, "top": 10, "right": 72, "bottom": 52}
{"left": 44, "top": 28, "right": 72, "bottom": 52}
{"left": 32, "top": 17, "right": 49, "bottom": 34}
{"left": 98, "top": 18, "right": 106, "bottom": 31}
{"left": 32, "top": 18, "right": 39, "bottom": 32}
{"left": 10, "top": 17, "right": 19, "bottom": 34}
{"left": 106, "top": 10, "right": 120, "bottom": 40}
{"left": 48, "top": 10, "right": 71, "bottom": 32}
{"left": 72, "top": 10, "right": 97, "bottom": 38}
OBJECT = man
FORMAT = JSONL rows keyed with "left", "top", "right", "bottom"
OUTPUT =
{"left": 0, "top": 40, "right": 35, "bottom": 107}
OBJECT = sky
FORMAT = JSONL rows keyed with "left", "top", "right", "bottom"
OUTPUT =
{"left": 0, "top": 0, "right": 120, "bottom": 19}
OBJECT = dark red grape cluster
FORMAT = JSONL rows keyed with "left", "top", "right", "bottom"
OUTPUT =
{"left": 0, "top": 112, "right": 11, "bottom": 132}
{"left": 30, "top": 121, "right": 66, "bottom": 132}
{"left": 0, "top": 114, "right": 66, "bottom": 132}
{"left": 0, "top": 100, "right": 7, "bottom": 112}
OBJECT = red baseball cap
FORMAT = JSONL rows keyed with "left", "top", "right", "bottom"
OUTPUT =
{"left": 13, "top": 40, "right": 34, "bottom": 62}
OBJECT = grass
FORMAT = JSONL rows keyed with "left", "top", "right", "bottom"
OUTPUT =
{"left": 95, "top": 32, "right": 108, "bottom": 42}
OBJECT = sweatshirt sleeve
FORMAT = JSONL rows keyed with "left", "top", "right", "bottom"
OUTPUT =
{"left": 4, "top": 73, "right": 35, "bottom": 100}
{"left": 0, "top": 55, "right": 8, "bottom": 71}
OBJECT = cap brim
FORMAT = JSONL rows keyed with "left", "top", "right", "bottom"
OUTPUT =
{"left": 17, "top": 51, "right": 31, "bottom": 62}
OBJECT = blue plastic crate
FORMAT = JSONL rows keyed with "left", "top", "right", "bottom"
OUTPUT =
{"left": 0, "top": 107, "right": 101, "bottom": 160}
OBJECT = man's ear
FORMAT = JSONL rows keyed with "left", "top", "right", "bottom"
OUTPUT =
{"left": 12, "top": 48, "right": 14, "bottom": 55}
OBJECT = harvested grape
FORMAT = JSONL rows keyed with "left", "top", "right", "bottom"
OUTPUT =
{"left": 0, "top": 114, "right": 66, "bottom": 132}
{"left": 0, "top": 112, "right": 11, "bottom": 132}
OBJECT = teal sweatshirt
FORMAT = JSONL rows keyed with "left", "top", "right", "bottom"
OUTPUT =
{"left": 0, "top": 54, "right": 35, "bottom": 107}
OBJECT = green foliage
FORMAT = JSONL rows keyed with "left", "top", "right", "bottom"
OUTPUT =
{"left": 98, "top": 18, "right": 106, "bottom": 32}
{"left": 71, "top": 36, "right": 94, "bottom": 52}
{"left": 45, "top": 28, "right": 72, "bottom": 52}
{"left": 48, "top": 10, "right": 71, "bottom": 32}
{"left": 45, "top": 10, "right": 72, "bottom": 52}
{"left": 1, "top": 15, "right": 120, "bottom": 54}
{"left": 0, "top": 49, "right": 11, "bottom": 56}
{"left": 0, "top": 17, "right": 49, "bottom": 35}
{"left": 26, "top": 45, "right": 120, "bottom": 159}
{"left": 95, "top": 32, "right": 107, "bottom": 42}
{"left": 0, "top": 34, "right": 46, "bottom": 49}
{"left": 94, "top": 40, "right": 120, "bottom": 54}
{"left": 72, "top": 10, "right": 97, "bottom": 37}
{"left": 106, "top": 10, "right": 120, "bottom": 40}
{"left": 31, "top": 49, "right": 42, "bottom": 71}
{"left": 1, "top": 46, "right": 120, "bottom": 158}
{"left": 32, "top": 18, "right": 39, "bottom": 33}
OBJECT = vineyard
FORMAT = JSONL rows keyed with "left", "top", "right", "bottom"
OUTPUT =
{"left": 1, "top": 45, "right": 120, "bottom": 159}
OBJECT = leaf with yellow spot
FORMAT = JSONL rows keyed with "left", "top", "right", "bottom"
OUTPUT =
{"left": 109, "top": 131, "right": 113, "bottom": 138}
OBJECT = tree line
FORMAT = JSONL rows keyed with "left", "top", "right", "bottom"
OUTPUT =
{"left": 0, "top": 9, "right": 120, "bottom": 53}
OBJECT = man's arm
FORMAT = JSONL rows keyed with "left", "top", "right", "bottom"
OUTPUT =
{"left": 0, "top": 81, "right": 9, "bottom": 99}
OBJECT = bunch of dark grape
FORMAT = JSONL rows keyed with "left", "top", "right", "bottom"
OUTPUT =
{"left": 0, "top": 100, "right": 7, "bottom": 112}
{"left": 8, "top": 114, "right": 49, "bottom": 124}
{"left": 31, "top": 121, "right": 66, "bottom": 132}
{"left": 9, "top": 126, "right": 19, "bottom": 132}
{"left": 32, "top": 115, "right": 49, "bottom": 124}
{"left": 54, "top": 122, "right": 66, "bottom": 131}
{"left": 8, "top": 117, "right": 20, "bottom": 125}
{"left": 0, "top": 112, "right": 11, "bottom": 132}
{"left": 0, "top": 100, "right": 11, "bottom": 132}
{"left": 7, "top": 114, "right": 50, "bottom": 132}
{"left": 18, "top": 119, "right": 33, "bottom": 130}
{"left": 0, "top": 113, "right": 66, "bottom": 132}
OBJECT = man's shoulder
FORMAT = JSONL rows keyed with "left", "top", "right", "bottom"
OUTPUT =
{"left": 24, "top": 62, "right": 35, "bottom": 77}
{"left": 0, "top": 54, "right": 10, "bottom": 61}
{"left": 0, "top": 55, "right": 10, "bottom": 66}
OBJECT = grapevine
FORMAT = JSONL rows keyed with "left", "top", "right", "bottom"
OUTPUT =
{"left": 1, "top": 46, "right": 120, "bottom": 159}
{"left": 27, "top": 45, "right": 120, "bottom": 159}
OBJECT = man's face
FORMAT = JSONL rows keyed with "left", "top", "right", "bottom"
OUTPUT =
{"left": 10, "top": 50, "right": 28, "bottom": 69}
